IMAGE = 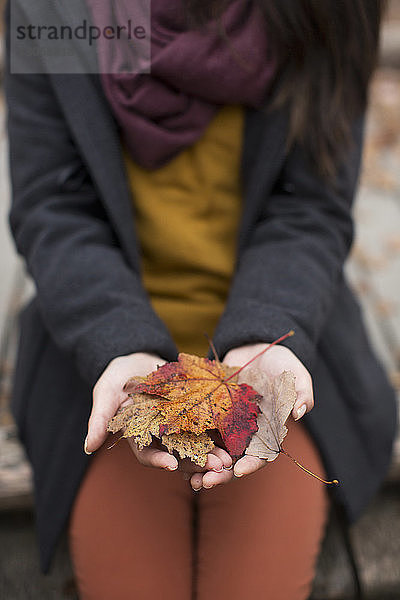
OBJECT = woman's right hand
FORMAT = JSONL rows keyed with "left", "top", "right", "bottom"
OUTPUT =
{"left": 84, "top": 352, "right": 229, "bottom": 474}
{"left": 85, "top": 352, "right": 180, "bottom": 469}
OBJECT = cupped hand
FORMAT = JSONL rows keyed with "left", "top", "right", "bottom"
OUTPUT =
{"left": 84, "top": 352, "right": 230, "bottom": 474}
{"left": 189, "top": 342, "right": 314, "bottom": 491}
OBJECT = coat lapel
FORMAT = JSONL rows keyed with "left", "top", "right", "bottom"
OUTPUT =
{"left": 51, "top": 71, "right": 142, "bottom": 269}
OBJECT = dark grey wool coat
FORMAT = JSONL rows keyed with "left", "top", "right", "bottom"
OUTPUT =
{"left": 5, "top": 0, "right": 398, "bottom": 573}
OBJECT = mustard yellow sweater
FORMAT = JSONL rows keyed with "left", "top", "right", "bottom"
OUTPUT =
{"left": 125, "top": 105, "right": 244, "bottom": 357}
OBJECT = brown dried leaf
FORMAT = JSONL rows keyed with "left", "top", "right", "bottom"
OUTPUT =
{"left": 238, "top": 370, "right": 297, "bottom": 461}
{"left": 161, "top": 431, "right": 215, "bottom": 467}
{"left": 107, "top": 393, "right": 216, "bottom": 466}
{"left": 107, "top": 394, "right": 164, "bottom": 450}
{"left": 107, "top": 403, "right": 136, "bottom": 433}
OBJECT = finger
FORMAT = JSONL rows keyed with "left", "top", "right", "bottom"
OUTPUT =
{"left": 204, "top": 452, "right": 224, "bottom": 473}
{"left": 177, "top": 454, "right": 223, "bottom": 475}
{"left": 208, "top": 446, "right": 232, "bottom": 469}
{"left": 190, "top": 472, "right": 204, "bottom": 491}
{"left": 201, "top": 467, "right": 234, "bottom": 489}
{"left": 292, "top": 371, "right": 314, "bottom": 421}
{"left": 233, "top": 455, "right": 265, "bottom": 478}
{"left": 85, "top": 384, "right": 122, "bottom": 453}
{"left": 129, "top": 440, "right": 178, "bottom": 471}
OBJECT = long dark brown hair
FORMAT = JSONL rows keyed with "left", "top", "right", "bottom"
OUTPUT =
{"left": 185, "top": 0, "right": 386, "bottom": 177}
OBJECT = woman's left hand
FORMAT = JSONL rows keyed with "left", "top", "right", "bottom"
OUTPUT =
{"left": 189, "top": 342, "right": 314, "bottom": 491}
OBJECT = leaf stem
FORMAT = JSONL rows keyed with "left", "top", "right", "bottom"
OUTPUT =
{"left": 107, "top": 435, "right": 124, "bottom": 450}
{"left": 280, "top": 447, "right": 339, "bottom": 486}
{"left": 204, "top": 332, "right": 222, "bottom": 365}
{"left": 224, "top": 330, "right": 295, "bottom": 382}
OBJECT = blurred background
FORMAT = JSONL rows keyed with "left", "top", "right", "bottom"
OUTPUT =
{"left": 0, "top": 1, "right": 399, "bottom": 599}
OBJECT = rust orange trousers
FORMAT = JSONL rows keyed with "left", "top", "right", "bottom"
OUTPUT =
{"left": 69, "top": 420, "right": 329, "bottom": 600}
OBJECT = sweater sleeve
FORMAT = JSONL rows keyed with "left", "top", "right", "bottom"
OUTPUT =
{"left": 211, "top": 115, "right": 365, "bottom": 370}
{"left": 5, "top": 44, "right": 178, "bottom": 389}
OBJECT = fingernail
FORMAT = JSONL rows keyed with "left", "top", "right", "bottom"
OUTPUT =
{"left": 213, "top": 467, "right": 224, "bottom": 473}
{"left": 295, "top": 404, "right": 307, "bottom": 421}
{"left": 192, "top": 486, "right": 202, "bottom": 492}
{"left": 234, "top": 472, "right": 244, "bottom": 478}
{"left": 84, "top": 438, "right": 92, "bottom": 456}
{"left": 203, "top": 484, "right": 214, "bottom": 489}
{"left": 224, "top": 465, "right": 233, "bottom": 470}
{"left": 165, "top": 465, "right": 178, "bottom": 471}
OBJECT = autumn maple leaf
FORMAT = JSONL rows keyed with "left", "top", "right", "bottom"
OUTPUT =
{"left": 123, "top": 353, "right": 261, "bottom": 458}
{"left": 239, "top": 370, "right": 297, "bottom": 461}
{"left": 107, "top": 393, "right": 165, "bottom": 450}
{"left": 238, "top": 368, "right": 339, "bottom": 485}
{"left": 108, "top": 392, "right": 216, "bottom": 466}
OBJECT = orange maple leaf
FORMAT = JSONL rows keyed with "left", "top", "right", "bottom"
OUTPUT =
{"left": 124, "top": 353, "right": 261, "bottom": 457}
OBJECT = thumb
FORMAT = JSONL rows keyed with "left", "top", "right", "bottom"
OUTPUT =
{"left": 84, "top": 352, "right": 167, "bottom": 454}
{"left": 85, "top": 381, "right": 123, "bottom": 454}
{"left": 291, "top": 369, "right": 314, "bottom": 421}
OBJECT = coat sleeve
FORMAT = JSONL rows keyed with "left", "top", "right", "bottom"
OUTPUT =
{"left": 4, "top": 39, "right": 178, "bottom": 389}
{"left": 212, "top": 114, "right": 365, "bottom": 370}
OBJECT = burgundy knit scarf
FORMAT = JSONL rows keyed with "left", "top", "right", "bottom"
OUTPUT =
{"left": 86, "top": 0, "right": 275, "bottom": 168}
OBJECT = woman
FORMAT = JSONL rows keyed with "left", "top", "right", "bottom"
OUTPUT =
{"left": 5, "top": 0, "right": 397, "bottom": 599}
